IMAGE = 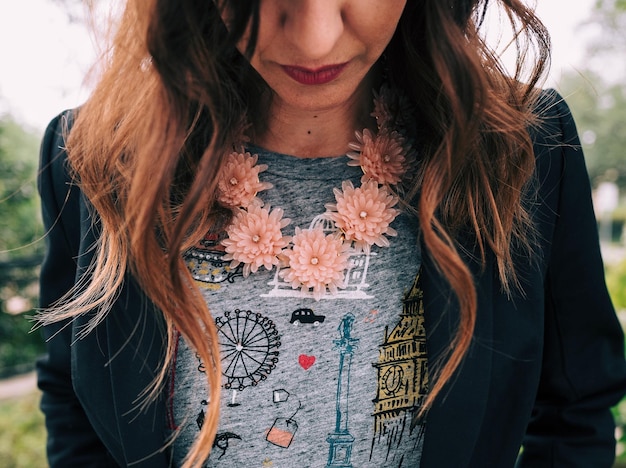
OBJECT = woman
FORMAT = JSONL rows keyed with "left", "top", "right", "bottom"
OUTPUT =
{"left": 37, "top": 0, "right": 626, "bottom": 466}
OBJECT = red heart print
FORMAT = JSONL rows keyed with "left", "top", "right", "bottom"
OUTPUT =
{"left": 298, "top": 354, "right": 316, "bottom": 370}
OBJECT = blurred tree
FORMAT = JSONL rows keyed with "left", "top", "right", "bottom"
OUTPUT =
{"left": 556, "top": 0, "right": 626, "bottom": 191}
{"left": 0, "top": 116, "right": 45, "bottom": 377}
{"left": 558, "top": 72, "right": 626, "bottom": 190}
{"left": 585, "top": 0, "right": 626, "bottom": 77}
{"left": 0, "top": 118, "right": 43, "bottom": 260}
{"left": 591, "top": 0, "right": 626, "bottom": 40}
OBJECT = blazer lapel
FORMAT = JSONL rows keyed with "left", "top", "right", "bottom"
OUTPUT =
{"left": 105, "top": 278, "right": 171, "bottom": 467}
{"left": 71, "top": 198, "right": 170, "bottom": 467}
{"left": 420, "top": 244, "right": 494, "bottom": 467}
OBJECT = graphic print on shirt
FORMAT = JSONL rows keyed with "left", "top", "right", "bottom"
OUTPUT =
{"left": 298, "top": 354, "right": 316, "bottom": 370}
{"left": 326, "top": 313, "right": 360, "bottom": 467}
{"left": 363, "top": 309, "right": 380, "bottom": 324}
{"left": 370, "top": 270, "right": 428, "bottom": 463}
{"left": 213, "top": 432, "right": 242, "bottom": 459}
{"left": 195, "top": 400, "right": 242, "bottom": 460}
{"left": 184, "top": 232, "right": 243, "bottom": 289}
{"left": 289, "top": 308, "right": 326, "bottom": 326}
{"left": 262, "top": 213, "right": 375, "bottom": 300}
{"left": 197, "top": 309, "right": 281, "bottom": 408}
{"left": 195, "top": 399, "right": 209, "bottom": 430}
{"left": 266, "top": 389, "right": 302, "bottom": 448}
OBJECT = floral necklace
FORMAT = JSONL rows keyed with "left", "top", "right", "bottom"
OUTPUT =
{"left": 216, "top": 85, "right": 415, "bottom": 301}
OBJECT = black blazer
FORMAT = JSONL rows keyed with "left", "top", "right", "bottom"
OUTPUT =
{"left": 37, "top": 90, "right": 626, "bottom": 467}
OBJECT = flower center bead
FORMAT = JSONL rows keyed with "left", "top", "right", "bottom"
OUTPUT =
{"left": 359, "top": 211, "right": 368, "bottom": 219}
{"left": 252, "top": 234, "right": 260, "bottom": 243}
{"left": 230, "top": 177, "right": 238, "bottom": 186}
{"left": 383, "top": 154, "right": 390, "bottom": 162}
{"left": 311, "top": 257, "right": 319, "bottom": 265}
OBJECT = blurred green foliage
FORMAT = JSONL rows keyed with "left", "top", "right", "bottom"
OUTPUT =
{"left": 0, "top": 392, "right": 46, "bottom": 468}
{"left": 0, "top": 312, "right": 44, "bottom": 379}
{"left": 0, "top": 116, "right": 45, "bottom": 377}
{"left": 607, "top": 260, "right": 626, "bottom": 311}
{"left": 591, "top": 0, "right": 626, "bottom": 53}
{"left": 558, "top": 73, "right": 626, "bottom": 191}
{"left": 558, "top": 0, "right": 626, "bottom": 193}
{"left": 0, "top": 117, "right": 43, "bottom": 260}
{"left": 610, "top": 256, "right": 626, "bottom": 465}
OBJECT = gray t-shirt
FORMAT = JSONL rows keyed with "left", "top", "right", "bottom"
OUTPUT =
{"left": 171, "top": 148, "right": 427, "bottom": 467}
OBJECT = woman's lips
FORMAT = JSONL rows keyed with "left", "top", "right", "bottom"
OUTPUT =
{"left": 281, "top": 63, "right": 348, "bottom": 85}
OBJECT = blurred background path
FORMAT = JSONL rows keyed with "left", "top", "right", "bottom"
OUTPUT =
{"left": 0, "top": 372, "right": 36, "bottom": 400}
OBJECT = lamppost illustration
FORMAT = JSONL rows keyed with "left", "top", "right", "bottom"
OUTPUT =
{"left": 326, "top": 313, "right": 360, "bottom": 467}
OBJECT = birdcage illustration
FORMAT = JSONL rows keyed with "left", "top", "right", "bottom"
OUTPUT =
{"left": 262, "top": 213, "right": 375, "bottom": 300}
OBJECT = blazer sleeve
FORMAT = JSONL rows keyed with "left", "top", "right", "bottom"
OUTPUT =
{"left": 518, "top": 91, "right": 626, "bottom": 466}
{"left": 36, "top": 111, "right": 118, "bottom": 467}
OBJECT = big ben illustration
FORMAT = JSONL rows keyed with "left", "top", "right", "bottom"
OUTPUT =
{"left": 370, "top": 270, "right": 428, "bottom": 460}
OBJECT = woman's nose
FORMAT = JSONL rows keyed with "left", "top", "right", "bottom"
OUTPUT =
{"left": 283, "top": 0, "right": 345, "bottom": 60}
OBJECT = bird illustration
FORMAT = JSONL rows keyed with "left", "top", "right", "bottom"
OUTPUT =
{"left": 212, "top": 432, "right": 242, "bottom": 459}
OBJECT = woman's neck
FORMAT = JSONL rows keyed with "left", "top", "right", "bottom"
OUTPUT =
{"left": 252, "top": 81, "right": 374, "bottom": 158}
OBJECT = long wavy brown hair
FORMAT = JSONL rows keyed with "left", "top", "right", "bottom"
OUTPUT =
{"left": 45, "top": 0, "right": 549, "bottom": 466}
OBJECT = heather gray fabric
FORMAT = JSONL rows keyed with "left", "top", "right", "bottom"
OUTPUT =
{"left": 171, "top": 148, "right": 426, "bottom": 467}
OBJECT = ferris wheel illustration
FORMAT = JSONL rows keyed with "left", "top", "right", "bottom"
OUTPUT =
{"left": 216, "top": 309, "right": 281, "bottom": 406}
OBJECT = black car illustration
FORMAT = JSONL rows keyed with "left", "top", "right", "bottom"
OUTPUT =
{"left": 289, "top": 308, "right": 326, "bottom": 326}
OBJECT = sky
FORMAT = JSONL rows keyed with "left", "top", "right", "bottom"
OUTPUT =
{"left": 0, "top": 0, "right": 599, "bottom": 133}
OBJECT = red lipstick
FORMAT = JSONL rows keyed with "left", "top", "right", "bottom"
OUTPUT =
{"left": 281, "top": 63, "right": 348, "bottom": 85}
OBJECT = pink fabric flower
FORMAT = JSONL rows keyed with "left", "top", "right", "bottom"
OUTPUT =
{"left": 371, "top": 85, "right": 395, "bottom": 128}
{"left": 347, "top": 129, "right": 408, "bottom": 185}
{"left": 229, "top": 117, "right": 252, "bottom": 153}
{"left": 371, "top": 84, "right": 414, "bottom": 130}
{"left": 279, "top": 227, "right": 350, "bottom": 301}
{"left": 217, "top": 151, "right": 273, "bottom": 208}
{"left": 222, "top": 203, "right": 291, "bottom": 277}
{"left": 326, "top": 180, "right": 399, "bottom": 254}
